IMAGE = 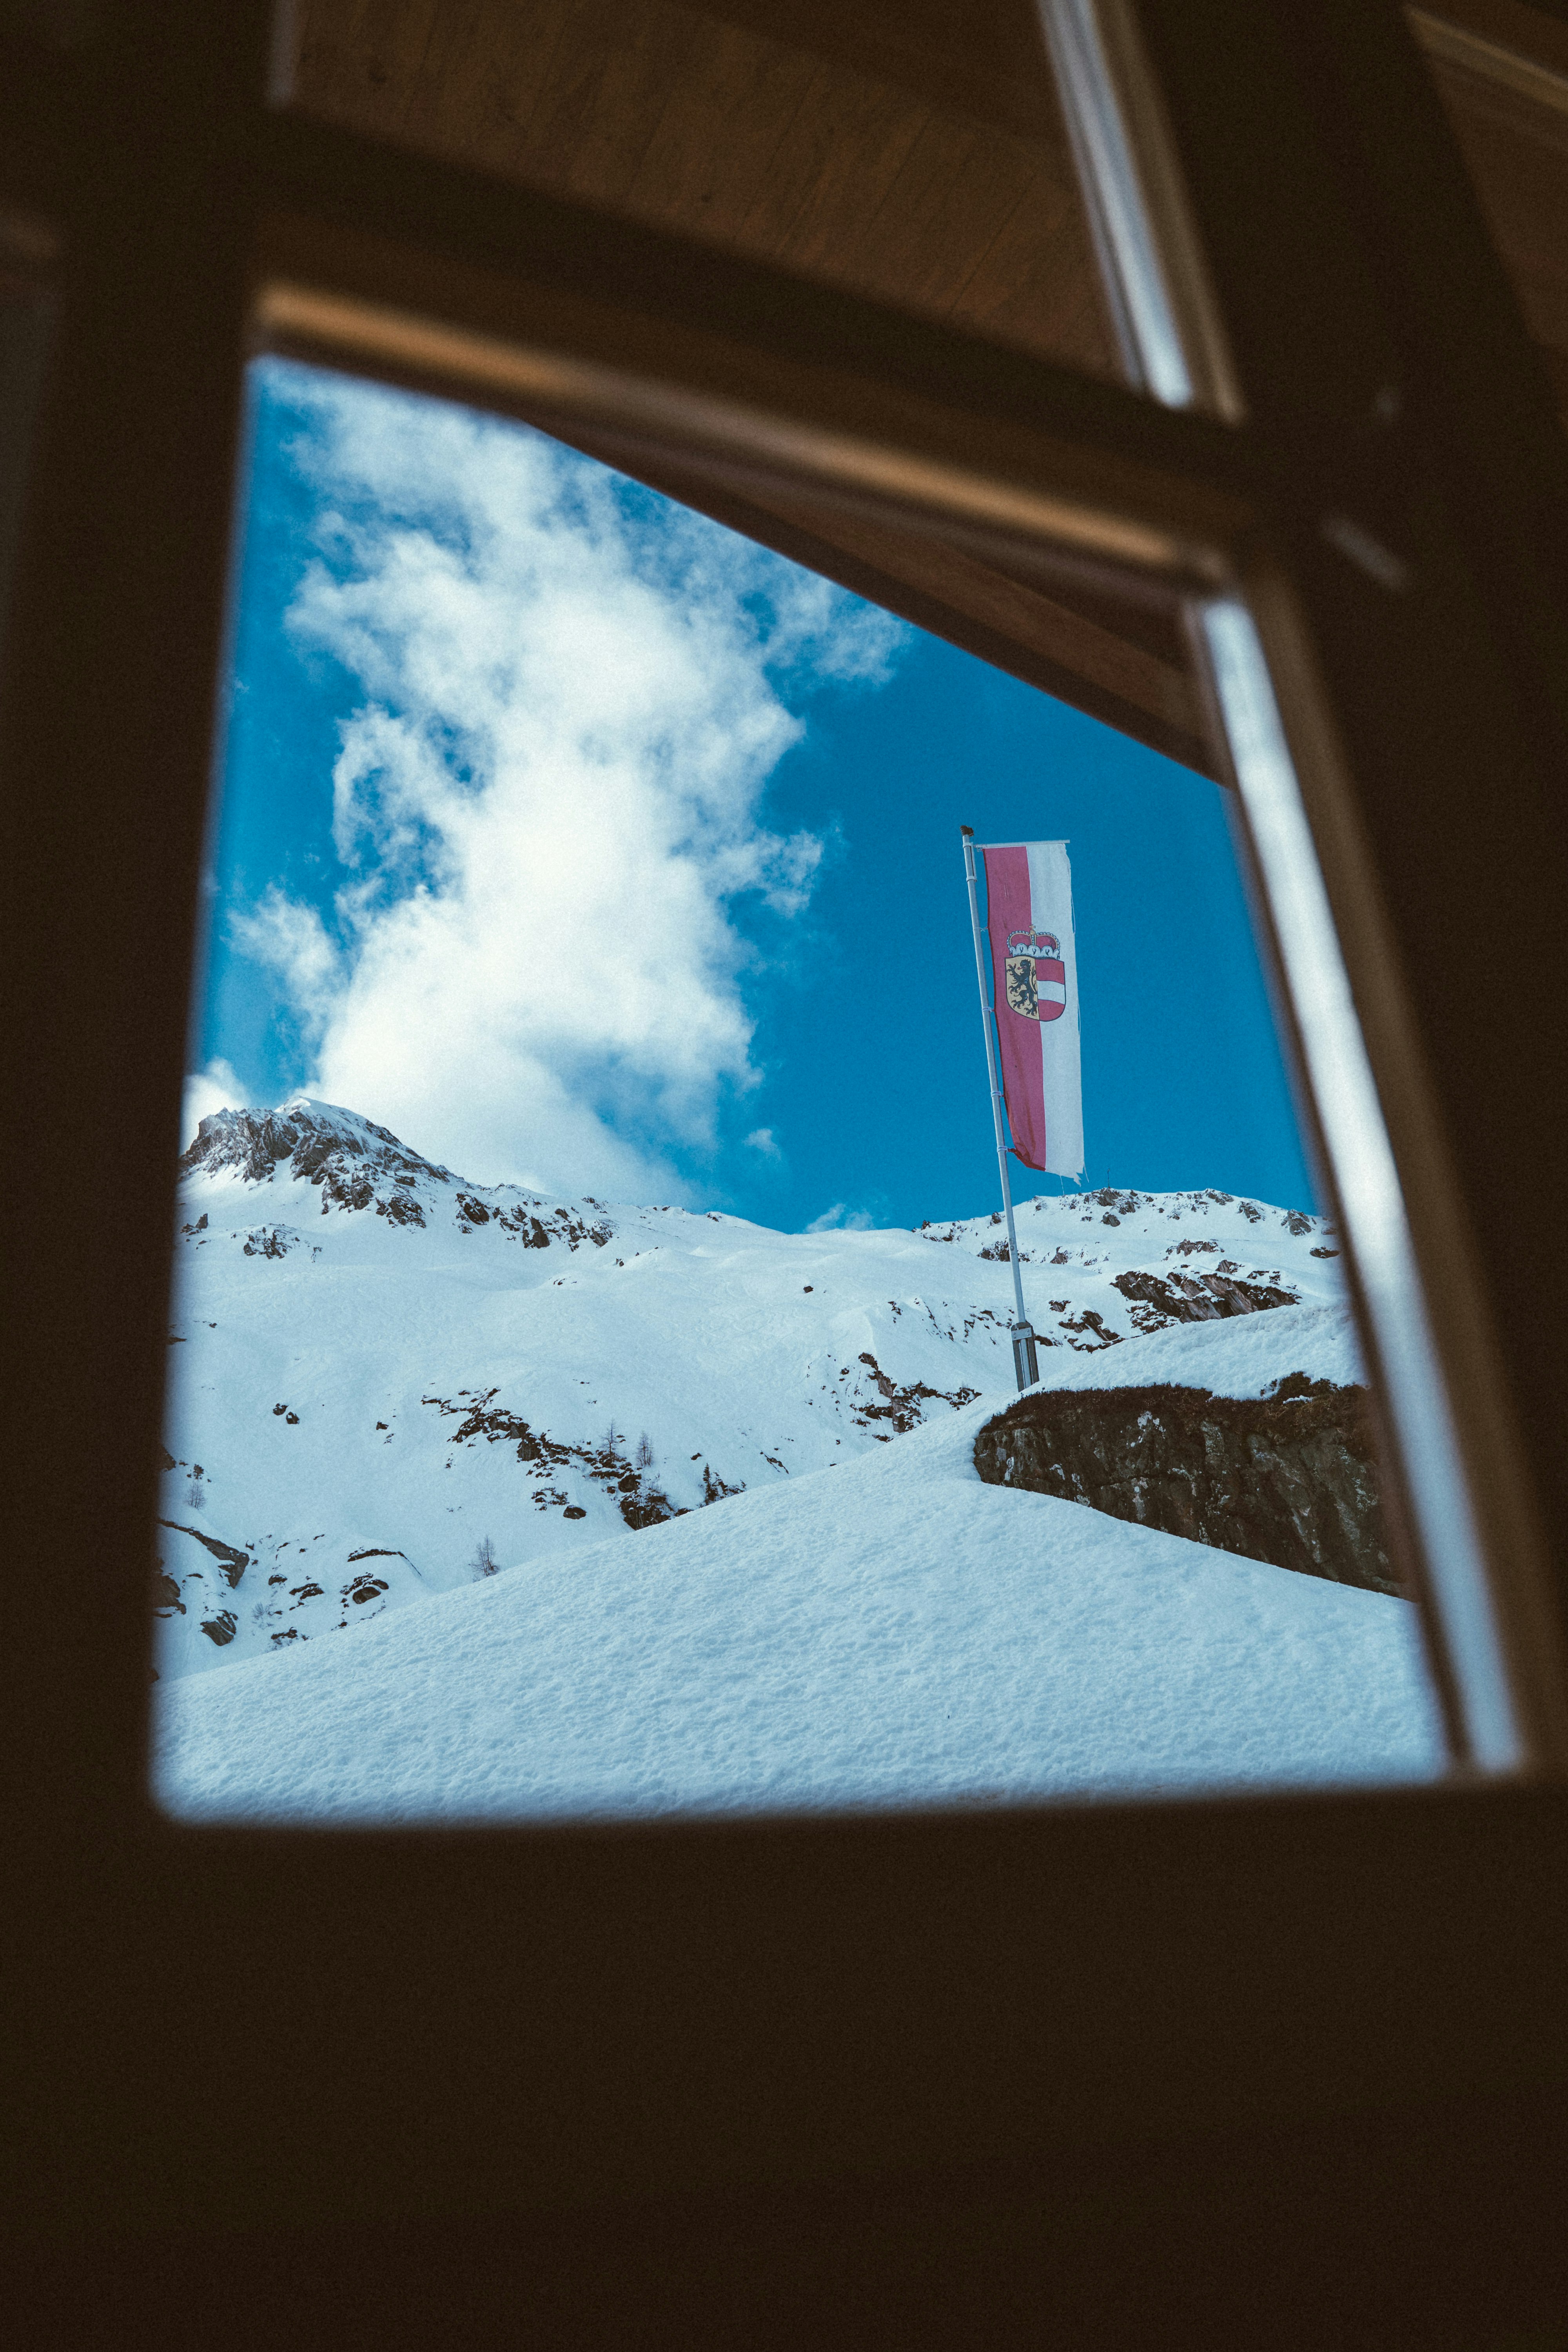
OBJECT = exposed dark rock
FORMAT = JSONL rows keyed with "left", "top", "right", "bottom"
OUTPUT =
{"left": 617, "top": 1486, "right": 684, "bottom": 1530}
{"left": 419, "top": 1388, "right": 686, "bottom": 1528}
{"left": 1054, "top": 1308, "right": 1121, "bottom": 1350}
{"left": 1113, "top": 1267, "right": 1298, "bottom": 1328}
{"left": 157, "top": 1519, "right": 249, "bottom": 1587}
{"left": 200, "top": 1610, "right": 237, "bottom": 1646}
{"left": 973, "top": 1374, "right": 1401, "bottom": 1596}
{"left": 377, "top": 1192, "right": 425, "bottom": 1227}
{"left": 242, "top": 1225, "right": 321, "bottom": 1259}
{"left": 849, "top": 1350, "right": 980, "bottom": 1434}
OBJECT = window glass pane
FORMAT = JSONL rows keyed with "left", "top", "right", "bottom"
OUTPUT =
{"left": 281, "top": 0, "right": 1127, "bottom": 385}
{"left": 150, "top": 357, "right": 1445, "bottom": 1822}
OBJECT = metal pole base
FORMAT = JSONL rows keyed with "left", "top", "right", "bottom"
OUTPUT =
{"left": 1012, "top": 1324, "right": 1040, "bottom": 1391}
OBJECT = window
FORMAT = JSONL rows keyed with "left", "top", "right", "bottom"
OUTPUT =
{"left": 155, "top": 357, "right": 1447, "bottom": 1822}
{"left": 7, "top": 2, "right": 1568, "bottom": 2330}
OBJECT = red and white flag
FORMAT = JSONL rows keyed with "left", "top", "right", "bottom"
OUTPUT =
{"left": 977, "top": 839, "right": 1083, "bottom": 1177}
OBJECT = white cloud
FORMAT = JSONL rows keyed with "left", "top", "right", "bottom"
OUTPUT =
{"left": 743, "top": 1127, "right": 782, "bottom": 1160}
{"left": 230, "top": 891, "right": 342, "bottom": 1039}
{"left": 805, "top": 1201, "right": 875, "bottom": 1233}
{"left": 181, "top": 1057, "right": 245, "bottom": 1146}
{"left": 236, "top": 367, "right": 907, "bottom": 1195}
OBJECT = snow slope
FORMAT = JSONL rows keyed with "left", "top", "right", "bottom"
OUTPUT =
{"left": 158, "top": 1097, "right": 1355, "bottom": 1681}
{"left": 153, "top": 1387, "right": 1443, "bottom": 1825}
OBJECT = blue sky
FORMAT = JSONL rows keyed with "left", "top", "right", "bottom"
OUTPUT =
{"left": 187, "top": 358, "right": 1316, "bottom": 1229}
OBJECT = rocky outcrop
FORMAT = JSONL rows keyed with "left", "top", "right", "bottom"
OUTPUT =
{"left": 848, "top": 1350, "right": 980, "bottom": 1438}
{"left": 418, "top": 1387, "right": 687, "bottom": 1530}
{"left": 1112, "top": 1267, "right": 1298, "bottom": 1326}
{"left": 157, "top": 1519, "right": 250, "bottom": 1588}
{"left": 974, "top": 1374, "right": 1401, "bottom": 1596}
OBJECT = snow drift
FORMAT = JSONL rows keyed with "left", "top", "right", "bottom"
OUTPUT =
{"left": 153, "top": 1388, "right": 1442, "bottom": 1823}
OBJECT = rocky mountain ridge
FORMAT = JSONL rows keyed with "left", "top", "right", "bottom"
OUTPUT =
{"left": 181, "top": 1097, "right": 615, "bottom": 1248}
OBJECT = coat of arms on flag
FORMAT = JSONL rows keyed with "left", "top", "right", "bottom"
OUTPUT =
{"left": 1004, "top": 929, "right": 1067, "bottom": 1023}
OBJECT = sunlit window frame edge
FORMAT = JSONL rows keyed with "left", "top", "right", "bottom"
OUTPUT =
{"left": 250, "top": 273, "right": 1233, "bottom": 592}
{"left": 1207, "top": 570, "right": 1568, "bottom": 1775}
{"left": 1041, "top": 0, "right": 1568, "bottom": 1774}
{"left": 1036, "top": 0, "right": 1245, "bottom": 422}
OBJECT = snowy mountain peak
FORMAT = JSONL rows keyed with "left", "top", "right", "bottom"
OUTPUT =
{"left": 181, "top": 1097, "right": 452, "bottom": 1196}
{"left": 176, "top": 1097, "right": 622, "bottom": 1246}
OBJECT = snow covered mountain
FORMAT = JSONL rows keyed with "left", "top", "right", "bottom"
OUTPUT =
{"left": 157, "top": 1095, "right": 1354, "bottom": 1682}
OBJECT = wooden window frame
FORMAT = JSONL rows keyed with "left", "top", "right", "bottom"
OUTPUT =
{"left": 5, "top": 1, "right": 1568, "bottom": 2330}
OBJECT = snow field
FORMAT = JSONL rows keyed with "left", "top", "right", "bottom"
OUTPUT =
{"left": 154, "top": 1387, "right": 1443, "bottom": 1826}
{"left": 160, "top": 1109, "right": 1355, "bottom": 1681}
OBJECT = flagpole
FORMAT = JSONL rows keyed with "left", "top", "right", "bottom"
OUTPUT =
{"left": 962, "top": 827, "right": 1039, "bottom": 1391}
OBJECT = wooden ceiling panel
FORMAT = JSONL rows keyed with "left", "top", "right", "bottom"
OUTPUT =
{"left": 1412, "top": 5, "right": 1568, "bottom": 407}
{"left": 626, "top": 33, "right": 826, "bottom": 232}
{"left": 1430, "top": 65, "right": 1568, "bottom": 376}
{"left": 694, "top": 0, "right": 1065, "bottom": 145}
{"left": 291, "top": 0, "right": 1120, "bottom": 381}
